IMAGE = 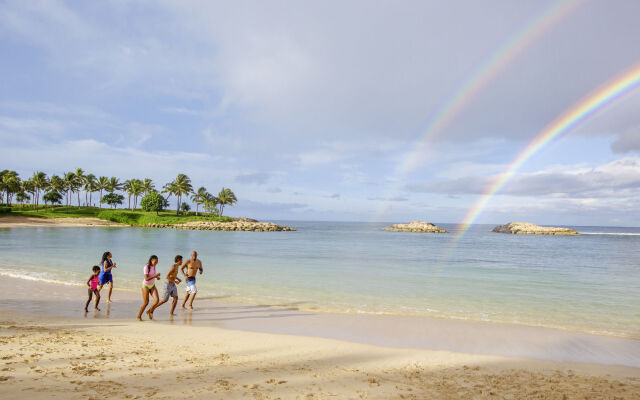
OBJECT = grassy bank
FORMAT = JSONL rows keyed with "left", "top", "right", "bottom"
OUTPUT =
{"left": 1, "top": 206, "right": 233, "bottom": 225}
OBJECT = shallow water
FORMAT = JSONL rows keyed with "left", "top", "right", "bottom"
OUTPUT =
{"left": 1, "top": 222, "right": 639, "bottom": 338}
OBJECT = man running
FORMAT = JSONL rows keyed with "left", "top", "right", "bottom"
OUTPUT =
{"left": 181, "top": 250, "right": 203, "bottom": 310}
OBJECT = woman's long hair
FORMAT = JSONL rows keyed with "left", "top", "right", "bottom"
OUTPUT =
{"left": 101, "top": 251, "right": 111, "bottom": 266}
{"left": 147, "top": 255, "right": 158, "bottom": 266}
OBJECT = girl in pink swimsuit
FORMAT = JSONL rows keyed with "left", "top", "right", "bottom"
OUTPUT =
{"left": 137, "top": 255, "right": 161, "bottom": 320}
{"left": 85, "top": 265, "right": 101, "bottom": 312}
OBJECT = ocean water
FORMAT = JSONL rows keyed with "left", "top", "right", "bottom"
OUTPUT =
{"left": 1, "top": 222, "right": 639, "bottom": 338}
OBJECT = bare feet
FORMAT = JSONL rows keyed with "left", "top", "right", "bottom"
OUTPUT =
{"left": 137, "top": 317, "right": 143, "bottom": 321}
{"left": 107, "top": 299, "right": 113, "bottom": 304}
{"left": 147, "top": 310, "right": 154, "bottom": 320}
{"left": 189, "top": 305, "right": 194, "bottom": 310}
{"left": 170, "top": 313, "right": 177, "bottom": 316}
{"left": 84, "top": 308, "right": 88, "bottom": 313}
{"left": 95, "top": 307, "right": 101, "bottom": 311}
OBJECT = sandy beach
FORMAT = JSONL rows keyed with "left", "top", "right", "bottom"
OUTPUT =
{"left": 1, "top": 277, "right": 639, "bottom": 399}
{"left": 0, "top": 216, "right": 124, "bottom": 228}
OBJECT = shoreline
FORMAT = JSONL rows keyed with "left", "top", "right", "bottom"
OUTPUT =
{"left": 2, "top": 269, "right": 636, "bottom": 341}
{"left": 1, "top": 275, "right": 639, "bottom": 369}
{"left": 0, "top": 214, "right": 295, "bottom": 231}
{"left": 0, "top": 215, "right": 126, "bottom": 227}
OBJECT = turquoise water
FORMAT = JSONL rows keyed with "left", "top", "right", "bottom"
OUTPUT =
{"left": 1, "top": 222, "right": 639, "bottom": 338}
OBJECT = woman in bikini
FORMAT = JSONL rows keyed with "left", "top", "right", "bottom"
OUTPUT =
{"left": 137, "top": 255, "right": 161, "bottom": 321}
{"left": 98, "top": 251, "right": 116, "bottom": 303}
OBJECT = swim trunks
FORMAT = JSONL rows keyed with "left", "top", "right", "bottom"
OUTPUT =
{"left": 162, "top": 281, "right": 178, "bottom": 301}
{"left": 185, "top": 276, "right": 197, "bottom": 295}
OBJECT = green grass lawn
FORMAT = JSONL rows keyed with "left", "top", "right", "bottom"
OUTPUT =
{"left": 1, "top": 206, "right": 233, "bottom": 225}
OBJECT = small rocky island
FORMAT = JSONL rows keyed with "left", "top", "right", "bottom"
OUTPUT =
{"left": 383, "top": 221, "right": 447, "bottom": 233}
{"left": 492, "top": 222, "right": 579, "bottom": 235}
{"left": 149, "top": 219, "right": 295, "bottom": 232}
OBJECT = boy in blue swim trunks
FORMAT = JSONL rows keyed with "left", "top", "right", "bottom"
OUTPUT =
{"left": 149, "top": 255, "right": 183, "bottom": 316}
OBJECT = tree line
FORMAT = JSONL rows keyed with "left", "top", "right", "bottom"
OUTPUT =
{"left": 0, "top": 169, "right": 237, "bottom": 216}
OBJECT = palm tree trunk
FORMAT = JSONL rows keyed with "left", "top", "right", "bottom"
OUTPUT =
{"left": 99, "top": 190, "right": 103, "bottom": 208}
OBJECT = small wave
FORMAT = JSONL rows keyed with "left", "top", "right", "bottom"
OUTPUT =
{"left": 0, "top": 270, "right": 83, "bottom": 287}
{"left": 580, "top": 232, "right": 640, "bottom": 236}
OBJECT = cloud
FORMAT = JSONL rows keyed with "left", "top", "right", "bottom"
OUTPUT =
{"left": 368, "top": 196, "right": 409, "bottom": 202}
{"left": 329, "top": 193, "right": 340, "bottom": 199}
{"left": 407, "top": 157, "right": 640, "bottom": 199}
{"left": 236, "top": 172, "right": 271, "bottom": 185}
{"left": 266, "top": 187, "right": 282, "bottom": 193}
{"left": 611, "top": 126, "right": 640, "bottom": 154}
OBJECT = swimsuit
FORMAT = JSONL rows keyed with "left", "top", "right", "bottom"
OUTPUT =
{"left": 162, "top": 281, "right": 178, "bottom": 301}
{"left": 185, "top": 276, "right": 197, "bottom": 295}
{"left": 142, "top": 264, "right": 157, "bottom": 289}
{"left": 88, "top": 275, "right": 100, "bottom": 291}
{"left": 99, "top": 259, "right": 113, "bottom": 285}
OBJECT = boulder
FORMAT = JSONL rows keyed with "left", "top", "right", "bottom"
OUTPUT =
{"left": 492, "top": 222, "right": 579, "bottom": 235}
{"left": 383, "top": 221, "right": 447, "bottom": 233}
{"left": 152, "top": 219, "right": 295, "bottom": 232}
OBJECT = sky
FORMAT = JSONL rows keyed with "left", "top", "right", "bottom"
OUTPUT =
{"left": 1, "top": 0, "right": 640, "bottom": 225}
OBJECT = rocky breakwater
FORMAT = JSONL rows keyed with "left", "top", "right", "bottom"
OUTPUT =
{"left": 492, "top": 222, "right": 579, "bottom": 235}
{"left": 148, "top": 220, "right": 295, "bottom": 232}
{"left": 383, "top": 221, "right": 447, "bottom": 233}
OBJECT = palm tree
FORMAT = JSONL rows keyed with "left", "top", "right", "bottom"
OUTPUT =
{"left": 20, "top": 179, "right": 35, "bottom": 208}
{"left": 0, "top": 170, "right": 20, "bottom": 206}
{"left": 131, "top": 179, "right": 144, "bottom": 209}
{"left": 97, "top": 176, "right": 109, "bottom": 208}
{"left": 203, "top": 193, "right": 219, "bottom": 216}
{"left": 84, "top": 174, "right": 97, "bottom": 207}
{"left": 123, "top": 179, "right": 134, "bottom": 209}
{"left": 216, "top": 187, "right": 237, "bottom": 216}
{"left": 191, "top": 187, "right": 209, "bottom": 216}
{"left": 48, "top": 175, "right": 65, "bottom": 210}
{"left": 142, "top": 178, "right": 155, "bottom": 195}
{"left": 31, "top": 171, "right": 49, "bottom": 211}
{"left": 106, "top": 177, "right": 122, "bottom": 194}
{"left": 74, "top": 168, "right": 85, "bottom": 206}
{"left": 166, "top": 174, "right": 193, "bottom": 215}
{"left": 63, "top": 172, "right": 79, "bottom": 207}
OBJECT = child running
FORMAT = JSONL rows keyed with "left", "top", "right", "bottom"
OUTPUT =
{"left": 85, "top": 265, "right": 101, "bottom": 312}
{"left": 148, "top": 255, "right": 183, "bottom": 317}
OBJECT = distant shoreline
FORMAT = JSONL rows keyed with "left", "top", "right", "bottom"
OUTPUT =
{"left": 0, "top": 215, "right": 125, "bottom": 227}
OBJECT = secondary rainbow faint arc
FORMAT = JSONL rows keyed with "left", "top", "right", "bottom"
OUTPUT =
{"left": 454, "top": 63, "right": 640, "bottom": 238}
{"left": 372, "top": 0, "right": 581, "bottom": 222}
{"left": 397, "top": 0, "right": 580, "bottom": 175}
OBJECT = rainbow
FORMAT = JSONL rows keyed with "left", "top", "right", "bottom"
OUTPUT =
{"left": 372, "top": 0, "right": 580, "bottom": 222}
{"left": 454, "top": 63, "right": 640, "bottom": 238}
{"left": 397, "top": 0, "right": 580, "bottom": 175}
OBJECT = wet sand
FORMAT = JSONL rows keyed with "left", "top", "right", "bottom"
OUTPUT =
{"left": 1, "top": 276, "right": 639, "bottom": 367}
{"left": 0, "top": 216, "right": 124, "bottom": 227}
{"left": 1, "top": 276, "right": 639, "bottom": 398}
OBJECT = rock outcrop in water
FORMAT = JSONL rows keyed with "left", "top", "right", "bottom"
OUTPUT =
{"left": 383, "top": 221, "right": 447, "bottom": 233}
{"left": 492, "top": 222, "right": 579, "bottom": 235}
{"left": 148, "top": 220, "right": 295, "bottom": 232}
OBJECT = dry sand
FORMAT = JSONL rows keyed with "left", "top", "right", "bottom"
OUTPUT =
{"left": 1, "top": 310, "right": 639, "bottom": 400}
{"left": 0, "top": 216, "right": 124, "bottom": 228}
{"left": 1, "top": 279, "right": 639, "bottom": 398}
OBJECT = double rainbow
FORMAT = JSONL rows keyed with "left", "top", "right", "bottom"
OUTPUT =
{"left": 372, "top": 0, "right": 580, "bottom": 222}
{"left": 397, "top": 0, "right": 580, "bottom": 175}
{"left": 455, "top": 62, "right": 640, "bottom": 238}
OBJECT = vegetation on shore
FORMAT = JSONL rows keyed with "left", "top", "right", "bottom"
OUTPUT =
{"left": 0, "top": 169, "right": 238, "bottom": 217}
{"left": 1, "top": 205, "right": 233, "bottom": 226}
